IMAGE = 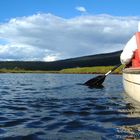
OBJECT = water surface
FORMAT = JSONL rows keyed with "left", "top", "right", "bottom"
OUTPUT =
{"left": 0, "top": 74, "right": 140, "bottom": 140}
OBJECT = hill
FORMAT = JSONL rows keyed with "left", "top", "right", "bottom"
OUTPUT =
{"left": 0, "top": 50, "right": 122, "bottom": 71}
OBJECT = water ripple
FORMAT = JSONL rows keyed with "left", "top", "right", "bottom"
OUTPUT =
{"left": 0, "top": 74, "right": 140, "bottom": 139}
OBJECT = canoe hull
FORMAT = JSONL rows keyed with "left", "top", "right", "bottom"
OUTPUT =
{"left": 123, "top": 68, "right": 140, "bottom": 102}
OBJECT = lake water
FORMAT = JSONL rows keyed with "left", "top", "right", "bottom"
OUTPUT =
{"left": 0, "top": 74, "right": 140, "bottom": 140}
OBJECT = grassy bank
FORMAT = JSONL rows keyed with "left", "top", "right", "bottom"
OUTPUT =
{"left": 0, "top": 68, "right": 57, "bottom": 73}
{"left": 0, "top": 65, "right": 123, "bottom": 74}
{"left": 60, "top": 65, "right": 123, "bottom": 74}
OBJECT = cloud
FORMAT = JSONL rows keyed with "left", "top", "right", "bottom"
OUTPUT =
{"left": 0, "top": 13, "right": 139, "bottom": 61}
{"left": 75, "top": 6, "right": 87, "bottom": 13}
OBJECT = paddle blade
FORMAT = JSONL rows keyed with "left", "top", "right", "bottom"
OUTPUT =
{"left": 84, "top": 75, "right": 106, "bottom": 87}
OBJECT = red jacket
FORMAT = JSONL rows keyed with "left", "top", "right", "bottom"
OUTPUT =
{"left": 132, "top": 32, "right": 140, "bottom": 67}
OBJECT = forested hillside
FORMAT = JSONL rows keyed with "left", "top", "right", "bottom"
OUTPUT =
{"left": 0, "top": 50, "right": 122, "bottom": 71}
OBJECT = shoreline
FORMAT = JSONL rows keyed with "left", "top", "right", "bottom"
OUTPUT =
{"left": 0, "top": 65, "right": 123, "bottom": 74}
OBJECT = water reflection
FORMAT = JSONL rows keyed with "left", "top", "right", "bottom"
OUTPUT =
{"left": 117, "top": 94, "right": 140, "bottom": 140}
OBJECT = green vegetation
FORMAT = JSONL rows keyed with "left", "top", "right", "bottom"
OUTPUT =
{"left": 60, "top": 65, "right": 123, "bottom": 74}
{"left": 0, "top": 68, "right": 57, "bottom": 73}
{"left": 0, "top": 65, "right": 123, "bottom": 74}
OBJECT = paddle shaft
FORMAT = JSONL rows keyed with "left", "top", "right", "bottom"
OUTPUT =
{"left": 105, "top": 63, "right": 122, "bottom": 76}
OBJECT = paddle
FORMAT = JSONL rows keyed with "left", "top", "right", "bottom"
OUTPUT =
{"left": 84, "top": 63, "right": 122, "bottom": 88}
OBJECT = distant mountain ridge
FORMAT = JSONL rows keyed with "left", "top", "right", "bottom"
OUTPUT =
{"left": 0, "top": 50, "right": 122, "bottom": 71}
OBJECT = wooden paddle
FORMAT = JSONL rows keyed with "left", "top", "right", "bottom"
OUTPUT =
{"left": 84, "top": 63, "right": 122, "bottom": 88}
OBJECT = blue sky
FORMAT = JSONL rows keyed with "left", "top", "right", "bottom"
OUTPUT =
{"left": 1, "top": 0, "right": 140, "bottom": 21}
{"left": 0, "top": 0, "right": 140, "bottom": 61}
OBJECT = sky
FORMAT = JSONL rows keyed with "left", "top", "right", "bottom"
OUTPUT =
{"left": 0, "top": 0, "right": 140, "bottom": 61}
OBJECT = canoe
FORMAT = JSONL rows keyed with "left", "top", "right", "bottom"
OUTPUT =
{"left": 123, "top": 68, "right": 140, "bottom": 102}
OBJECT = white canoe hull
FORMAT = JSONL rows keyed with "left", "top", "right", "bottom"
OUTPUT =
{"left": 123, "top": 68, "right": 140, "bottom": 102}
